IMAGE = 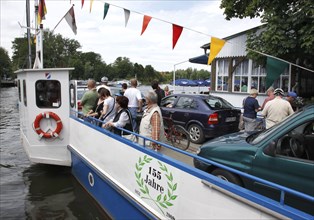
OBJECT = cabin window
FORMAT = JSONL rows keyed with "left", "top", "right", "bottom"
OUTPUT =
{"left": 17, "top": 80, "right": 21, "bottom": 102}
{"left": 69, "top": 83, "right": 75, "bottom": 108}
{"left": 251, "top": 62, "right": 266, "bottom": 93}
{"left": 35, "top": 80, "right": 61, "bottom": 108}
{"left": 217, "top": 59, "right": 229, "bottom": 91}
{"left": 23, "top": 80, "right": 27, "bottom": 106}
{"left": 233, "top": 60, "right": 249, "bottom": 93}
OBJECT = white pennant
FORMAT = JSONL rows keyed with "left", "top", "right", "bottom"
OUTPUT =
{"left": 124, "top": 9, "right": 130, "bottom": 27}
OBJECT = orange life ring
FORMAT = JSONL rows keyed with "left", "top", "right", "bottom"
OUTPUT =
{"left": 34, "top": 112, "right": 63, "bottom": 138}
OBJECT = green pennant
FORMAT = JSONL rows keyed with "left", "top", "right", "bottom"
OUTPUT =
{"left": 266, "top": 57, "right": 288, "bottom": 89}
{"left": 103, "top": 3, "right": 110, "bottom": 20}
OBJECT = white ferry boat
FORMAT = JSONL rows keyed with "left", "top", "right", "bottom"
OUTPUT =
{"left": 16, "top": 68, "right": 313, "bottom": 219}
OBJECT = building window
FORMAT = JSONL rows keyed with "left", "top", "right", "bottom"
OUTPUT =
{"left": 273, "top": 68, "right": 289, "bottom": 92}
{"left": 217, "top": 59, "right": 229, "bottom": 91}
{"left": 233, "top": 60, "right": 249, "bottom": 93}
{"left": 251, "top": 62, "right": 266, "bottom": 93}
{"left": 36, "top": 80, "right": 61, "bottom": 108}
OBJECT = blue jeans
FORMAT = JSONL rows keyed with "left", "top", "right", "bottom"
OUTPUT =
{"left": 129, "top": 107, "right": 138, "bottom": 132}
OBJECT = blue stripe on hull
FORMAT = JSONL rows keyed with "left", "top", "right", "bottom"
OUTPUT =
{"left": 70, "top": 150, "right": 156, "bottom": 220}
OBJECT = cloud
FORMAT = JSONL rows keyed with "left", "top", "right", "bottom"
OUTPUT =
{"left": 0, "top": 0, "right": 261, "bottom": 71}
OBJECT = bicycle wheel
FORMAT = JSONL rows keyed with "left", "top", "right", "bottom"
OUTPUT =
{"left": 169, "top": 125, "right": 190, "bottom": 150}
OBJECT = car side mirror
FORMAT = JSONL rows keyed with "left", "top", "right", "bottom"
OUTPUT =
{"left": 263, "top": 141, "right": 276, "bottom": 157}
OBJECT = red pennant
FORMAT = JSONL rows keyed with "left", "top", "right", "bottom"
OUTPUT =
{"left": 81, "top": 0, "right": 84, "bottom": 8}
{"left": 141, "top": 15, "right": 152, "bottom": 35}
{"left": 172, "top": 24, "right": 183, "bottom": 49}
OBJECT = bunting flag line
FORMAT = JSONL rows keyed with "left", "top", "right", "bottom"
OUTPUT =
{"left": 141, "top": 15, "right": 152, "bottom": 35}
{"left": 207, "top": 37, "right": 226, "bottom": 65}
{"left": 81, "top": 0, "right": 84, "bottom": 8}
{"left": 65, "top": 6, "right": 77, "bottom": 35}
{"left": 172, "top": 24, "right": 183, "bottom": 49}
{"left": 103, "top": 3, "right": 110, "bottom": 20}
{"left": 124, "top": 9, "right": 130, "bottom": 27}
{"left": 37, "top": 0, "right": 47, "bottom": 24}
{"left": 266, "top": 57, "right": 289, "bottom": 88}
{"left": 90, "top": 0, "right": 94, "bottom": 13}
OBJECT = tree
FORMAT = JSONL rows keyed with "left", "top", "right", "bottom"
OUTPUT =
{"left": 11, "top": 31, "right": 81, "bottom": 69}
{"left": 220, "top": 0, "right": 314, "bottom": 68}
{"left": 0, "top": 47, "right": 13, "bottom": 79}
{"left": 112, "top": 57, "right": 134, "bottom": 79}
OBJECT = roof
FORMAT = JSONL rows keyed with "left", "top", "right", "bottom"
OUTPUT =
{"left": 201, "top": 25, "right": 266, "bottom": 50}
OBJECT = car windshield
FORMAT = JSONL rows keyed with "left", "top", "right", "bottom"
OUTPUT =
{"left": 248, "top": 110, "right": 303, "bottom": 144}
{"left": 204, "top": 96, "right": 234, "bottom": 110}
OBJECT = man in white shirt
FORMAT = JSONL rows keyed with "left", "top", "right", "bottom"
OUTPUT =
{"left": 123, "top": 79, "right": 142, "bottom": 132}
{"left": 262, "top": 88, "right": 294, "bottom": 129}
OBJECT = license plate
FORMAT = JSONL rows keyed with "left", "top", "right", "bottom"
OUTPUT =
{"left": 226, "top": 117, "right": 236, "bottom": 122}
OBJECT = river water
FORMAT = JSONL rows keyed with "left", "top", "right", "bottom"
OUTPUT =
{"left": 0, "top": 87, "right": 109, "bottom": 219}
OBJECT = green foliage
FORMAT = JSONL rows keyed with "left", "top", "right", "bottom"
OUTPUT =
{"left": 10, "top": 31, "right": 211, "bottom": 82}
{"left": 221, "top": 0, "right": 314, "bottom": 68}
{"left": 0, "top": 47, "right": 13, "bottom": 79}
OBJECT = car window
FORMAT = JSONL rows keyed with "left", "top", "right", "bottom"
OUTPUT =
{"left": 250, "top": 110, "right": 303, "bottom": 144}
{"left": 205, "top": 96, "right": 233, "bottom": 110}
{"left": 77, "top": 88, "right": 87, "bottom": 100}
{"left": 176, "top": 97, "right": 194, "bottom": 109}
{"left": 161, "top": 96, "right": 177, "bottom": 108}
{"left": 275, "top": 120, "right": 314, "bottom": 161}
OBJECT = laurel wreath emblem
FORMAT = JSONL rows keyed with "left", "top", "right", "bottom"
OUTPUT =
{"left": 135, "top": 155, "right": 178, "bottom": 215}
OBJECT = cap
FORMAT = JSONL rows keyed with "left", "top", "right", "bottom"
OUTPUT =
{"left": 287, "top": 91, "right": 297, "bottom": 98}
{"left": 101, "top": 76, "right": 108, "bottom": 82}
{"left": 274, "top": 88, "right": 284, "bottom": 96}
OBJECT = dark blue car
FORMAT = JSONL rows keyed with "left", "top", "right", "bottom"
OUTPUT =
{"left": 160, "top": 94, "right": 241, "bottom": 144}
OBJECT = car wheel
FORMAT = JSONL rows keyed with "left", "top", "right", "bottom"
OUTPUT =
{"left": 188, "top": 124, "right": 204, "bottom": 144}
{"left": 211, "top": 168, "right": 242, "bottom": 186}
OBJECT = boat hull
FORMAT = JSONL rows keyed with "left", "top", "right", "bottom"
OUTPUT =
{"left": 70, "top": 146, "right": 156, "bottom": 219}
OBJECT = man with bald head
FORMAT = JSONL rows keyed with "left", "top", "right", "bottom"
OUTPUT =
{"left": 81, "top": 79, "right": 98, "bottom": 115}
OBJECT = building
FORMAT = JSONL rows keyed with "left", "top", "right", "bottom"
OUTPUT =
{"left": 189, "top": 25, "right": 314, "bottom": 107}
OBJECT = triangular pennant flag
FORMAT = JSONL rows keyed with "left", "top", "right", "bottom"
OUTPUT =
{"left": 90, "top": 0, "right": 94, "bottom": 13}
{"left": 81, "top": 0, "right": 84, "bottom": 8}
{"left": 103, "top": 3, "right": 110, "bottom": 20}
{"left": 172, "top": 24, "right": 183, "bottom": 49}
{"left": 207, "top": 37, "right": 226, "bottom": 65}
{"left": 266, "top": 57, "right": 288, "bottom": 88}
{"left": 141, "top": 15, "right": 152, "bottom": 35}
{"left": 124, "top": 9, "right": 130, "bottom": 27}
{"left": 64, "top": 6, "right": 77, "bottom": 35}
{"left": 37, "top": 0, "right": 47, "bottom": 24}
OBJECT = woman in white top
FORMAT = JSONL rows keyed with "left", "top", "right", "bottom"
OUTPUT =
{"left": 98, "top": 88, "right": 115, "bottom": 125}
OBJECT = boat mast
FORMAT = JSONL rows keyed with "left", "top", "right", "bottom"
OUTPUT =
{"left": 33, "top": 0, "right": 44, "bottom": 69}
{"left": 26, "top": 0, "right": 32, "bottom": 68}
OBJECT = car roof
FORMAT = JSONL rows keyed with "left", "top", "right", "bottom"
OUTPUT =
{"left": 165, "top": 93, "right": 221, "bottom": 100}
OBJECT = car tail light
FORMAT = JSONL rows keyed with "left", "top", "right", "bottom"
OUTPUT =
{"left": 208, "top": 113, "right": 219, "bottom": 124}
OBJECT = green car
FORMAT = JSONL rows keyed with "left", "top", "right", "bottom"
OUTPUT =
{"left": 194, "top": 104, "right": 314, "bottom": 215}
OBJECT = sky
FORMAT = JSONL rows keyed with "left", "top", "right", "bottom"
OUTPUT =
{"left": 0, "top": 0, "right": 262, "bottom": 71}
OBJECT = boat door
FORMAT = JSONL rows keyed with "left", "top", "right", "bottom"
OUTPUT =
{"left": 69, "top": 80, "right": 88, "bottom": 117}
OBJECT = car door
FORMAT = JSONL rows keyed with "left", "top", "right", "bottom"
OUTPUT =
{"left": 171, "top": 96, "right": 199, "bottom": 127}
{"left": 248, "top": 119, "right": 314, "bottom": 214}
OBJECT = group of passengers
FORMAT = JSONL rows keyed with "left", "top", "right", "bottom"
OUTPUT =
{"left": 242, "top": 86, "right": 297, "bottom": 132}
{"left": 80, "top": 78, "right": 165, "bottom": 151}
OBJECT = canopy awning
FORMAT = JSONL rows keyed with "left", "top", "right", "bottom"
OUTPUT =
{"left": 189, "top": 54, "right": 209, "bottom": 65}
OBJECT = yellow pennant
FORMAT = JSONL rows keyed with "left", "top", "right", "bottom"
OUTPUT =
{"left": 207, "top": 37, "right": 226, "bottom": 65}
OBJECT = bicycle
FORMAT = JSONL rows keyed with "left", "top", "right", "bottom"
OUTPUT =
{"left": 163, "top": 117, "right": 191, "bottom": 150}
